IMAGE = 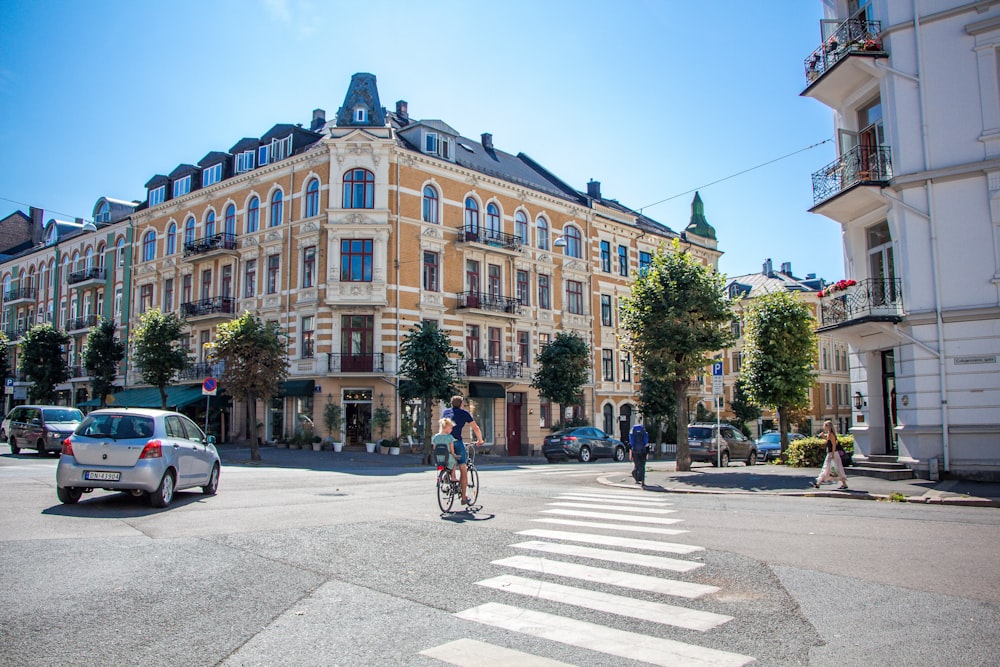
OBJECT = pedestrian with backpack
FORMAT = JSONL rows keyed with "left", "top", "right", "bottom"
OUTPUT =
{"left": 629, "top": 423, "right": 650, "bottom": 487}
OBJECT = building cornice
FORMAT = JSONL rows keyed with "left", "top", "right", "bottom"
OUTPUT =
{"left": 889, "top": 156, "right": 1000, "bottom": 189}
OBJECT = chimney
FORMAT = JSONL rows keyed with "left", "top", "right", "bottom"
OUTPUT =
{"left": 311, "top": 108, "right": 326, "bottom": 132}
{"left": 763, "top": 258, "right": 773, "bottom": 276}
{"left": 29, "top": 206, "right": 43, "bottom": 246}
{"left": 481, "top": 132, "right": 493, "bottom": 150}
{"left": 587, "top": 180, "right": 601, "bottom": 199}
{"left": 806, "top": 273, "right": 816, "bottom": 280}
{"left": 395, "top": 100, "right": 408, "bottom": 121}
{"left": 780, "top": 261, "right": 792, "bottom": 275}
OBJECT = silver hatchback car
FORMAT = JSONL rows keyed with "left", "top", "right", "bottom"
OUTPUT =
{"left": 56, "top": 408, "right": 220, "bottom": 507}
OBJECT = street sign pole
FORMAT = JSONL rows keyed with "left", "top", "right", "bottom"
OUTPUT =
{"left": 712, "top": 361, "right": 723, "bottom": 467}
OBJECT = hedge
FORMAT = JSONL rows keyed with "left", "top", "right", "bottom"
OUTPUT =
{"left": 781, "top": 435, "right": 854, "bottom": 468}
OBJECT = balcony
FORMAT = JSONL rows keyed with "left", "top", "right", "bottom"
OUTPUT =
{"left": 180, "top": 296, "right": 237, "bottom": 321}
{"left": 183, "top": 232, "right": 239, "bottom": 258}
{"left": 3, "top": 287, "right": 35, "bottom": 305}
{"left": 457, "top": 226, "right": 522, "bottom": 253}
{"left": 817, "top": 278, "right": 903, "bottom": 335}
{"left": 66, "top": 314, "right": 101, "bottom": 334}
{"left": 460, "top": 359, "right": 524, "bottom": 380}
{"left": 802, "top": 17, "right": 885, "bottom": 108}
{"left": 327, "top": 352, "right": 385, "bottom": 374}
{"left": 67, "top": 365, "right": 89, "bottom": 379}
{"left": 67, "top": 266, "right": 107, "bottom": 287}
{"left": 457, "top": 291, "right": 523, "bottom": 316}
{"left": 178, "top": 361, "right": 225, "bottom": 381}
{"left": 3, "top": 324, "right": 30, "bottom": 341}
{"left": 810, "top": 145, "right": 891, "bottom": 223}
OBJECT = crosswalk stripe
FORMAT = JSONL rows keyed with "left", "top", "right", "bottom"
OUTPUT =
{"left": 541, "top": 509, "right": 683, "bottom": 525}
{"left": 456, "top": 603, "right": 754, "bottom": 667}
{"left": 492, "top": 555, "right": 720, "bottom": 599}
{"left": 532, "top": 517, "right": 688, "bottom": 536}
{"left": 548, "top": 501, "right": 677, "bottom": 514}
{"left": 511, "top": 540, "right": 703, "bottom": 572}
{"left": 557, "top": 492, "right": 671, "bottom": 505}
{"left": 419, "top": 638, "right": 576, "bottom": 666}
{"left": 537, "top": 469, "right": 605, "bottom": 476}
{"left": 518, "top": 529, "right": 703, "bottom": 554}
{"left": 478, "top": 574, "right": 731, "bottom": 631}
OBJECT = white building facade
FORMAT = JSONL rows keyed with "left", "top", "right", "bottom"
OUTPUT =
{"left": 805, "top": 0, "right": 1000, "bottom": 479}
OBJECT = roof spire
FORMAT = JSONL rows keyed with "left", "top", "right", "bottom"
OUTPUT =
{"left": 685, "top": 191, "right": 716, "bottom": 240}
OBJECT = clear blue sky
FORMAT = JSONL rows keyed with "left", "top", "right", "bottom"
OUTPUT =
{"left": 0, "top": 0, "right": 842, "bottom": 282}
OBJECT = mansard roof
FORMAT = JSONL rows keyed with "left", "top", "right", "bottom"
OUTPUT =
{"left": 336, "top": 72, "right": 387, "bottom": 127}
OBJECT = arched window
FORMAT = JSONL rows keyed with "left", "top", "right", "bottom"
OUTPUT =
{"left": 342, "top": 168, "right": 374, "bottom": 208}
{"left": 85, "top": 248, "right": 94, "bottom": 271}
{"left": 422, "top": 185, "right": 439, "bottom": 223}
{"left": 166, "top": 223, "right": 177, "bottom": 255}
{"left": 71, "top": 252, "right": 80, "bottom": 277}
{"left": 247, "top": 196, "right": 260, "bottom": 233}
{"left": 603, "top": 404, "right": 614, "bottom": 436}
{"left": 486, "top": 203, "right": 501, "bottom": 237}
{"left": 269, "top": 190, "right": 283, "bottom": 226}
{"left": 142, "top": 231, "right": 157, "bottom": 262}
{"left": 515, "top": 211, "right": 529, "bottom": 244}
{"left": 116, "top": 238, "right": 125, "bottom": 267}
{"left": 464, "top": 198, "right": 479, "bottom": 232}
{"left": 305, "top": 179, "right": 320, "bottom": 218}
{"left": 96, "top": 243, "right": 105, "bottom": 269}
{"left": 565, "top": 225, "right": 583, "bottom": 258}
{"left": 95, "top": 201, "right": 111, "bottom": 223}
{"left": 224, "top": 204, "right": 236, "bottom": 236}
{"left": 184, "top": 217, "right": 196, "bottom": 246}
{"left": 536, "top": 216, "right": 550, "bottom": 250}
{"left": 205, "top": 210, "right": 216, "bottom": 237}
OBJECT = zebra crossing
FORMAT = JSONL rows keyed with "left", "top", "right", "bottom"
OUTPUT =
{"left": 419, "top": 487, "right": 755, "bottom": 666}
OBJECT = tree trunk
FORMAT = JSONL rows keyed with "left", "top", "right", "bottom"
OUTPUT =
{"left": 159, "top": 385, "right": 168, "bottom": 410}
{"left": 673, "top": 381, "right": 691, "bottom": 471}
{"left": 422, "top": 397, "right": 434, "bottom": 466}
{"left": 248, "top": 391, "right": 261, "bottom": 461}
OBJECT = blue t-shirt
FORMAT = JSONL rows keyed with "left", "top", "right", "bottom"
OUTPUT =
{"left": 442, "top": 407, "right": 474, "bottom": 442}
{"left": 629, "top": 425, "right": 649, "bottom": 451}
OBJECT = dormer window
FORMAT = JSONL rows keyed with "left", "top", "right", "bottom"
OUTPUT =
{"left": 172, "top": 175, "right": 191, "bottom": 198}
{"left": 440, "top": 138, "right": 451, "bottom": 159}
{"left": 95, "top": 202, "right": 111, "bottom": 224}
{"left": 425, "top": 133, "right": 438, "bottom": 153}
{"left": 149, "top": 185, "right": 165, "bottom": 207}
{"left": 354, "top": 107, "right": 367, "bottom": 123}
{"left": 236, "top": 150, "right": 255, "bottom": 173}
{"left": 270, "top": 134, "right": 293, "bottom": 162}
{"left": 423, "top": 132, "right": 452, "bottom": 159}
{"left": 203, "top": 163, "right": 222, "bottom": 187}
{"left": 258, "top": 144, "right": 270, "bottom": 166}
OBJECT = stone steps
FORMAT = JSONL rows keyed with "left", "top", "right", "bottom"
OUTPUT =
{"left": 847, "top": 455, "right": 915, "bottom": 480}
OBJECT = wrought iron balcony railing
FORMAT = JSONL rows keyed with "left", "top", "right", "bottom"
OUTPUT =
{"left": 3, "top": 325, "right": 30, "bottom": 340}
{"left": 178, "top": 361, "right": 225, "bottom": 380}
{"left": 457, "top": 225, "right": 522, "bottom": 252}
{"left": 804, "top": 17, "right": 884, "bottom": 85}
{"left": 67, "top": 267, "right": 107, "bottom": 285}
{"left": 457, "top": 291, "right": 523, "bottom": 314}
{"left": 819, "top": 278, "right": 903, "bottom": 328}
{"left": 3, "top": 287, "right": 35, "bottom": 303}
{"left": 66, "top": 314, "right": 101, "bottom": 332}
{"left": 183, "top": 232, "right": 239, "bottom": 258}
{"left": 180, "top": 296, "right": 236, "bottom": 318}
{"left": 460, "top": 359, "right": 524, "bottom": 379}
{"left": 67, "top": 364, "right": 88, "bottom": 379}
{"left": 327, "top": 352, "right": 384, "bottom": 373}
{"left": 812, "top": 144, "right": 891, "bottom": 205}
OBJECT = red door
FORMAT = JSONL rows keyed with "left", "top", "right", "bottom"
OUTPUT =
{"left": 506, "top": 402, "right": 522, "bottom": 456}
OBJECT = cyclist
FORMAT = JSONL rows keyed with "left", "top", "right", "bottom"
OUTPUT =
{"left": 442, "top": 395, "right": 484, "bottom": 506}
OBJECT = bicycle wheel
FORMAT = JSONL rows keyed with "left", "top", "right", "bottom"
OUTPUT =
{"left": 466, "top": 465, "right": 479, "bottom": 505}
{"left": 437, "top": 468, "right": 456, "bottom": 512}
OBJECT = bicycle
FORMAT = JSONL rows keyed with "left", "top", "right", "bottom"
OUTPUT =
{"left": 436, "top": 442, "right": 479, "bottom": 512}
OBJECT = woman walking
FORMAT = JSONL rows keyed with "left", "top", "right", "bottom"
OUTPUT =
{"left": 811, "top": 420, "right": 848, "bottom": 490}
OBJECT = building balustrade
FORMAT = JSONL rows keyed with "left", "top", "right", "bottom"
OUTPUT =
{"left": 3, "top": 325, "right": 30, "bottom": 340}
{"left": 3, "top": 287, "right": 35, "bottom": 303}
{"left": 183, "top": 232, "right": 238, "bottom": 258}
{"left": 457, "top": 225, "right": 522, "bottom": 252}
{"left": 803, "top": 17, "right": 883, "bottom": 85}
{"left": 180, "top": 296, "right": 236, "bottom": 318}
{"left": 67, "top": 266, "right": 107, "bottom": 285}
{"left": 327, "top": 352, "right": 384, "bottom": 373}
{"left": 178, "top": 361, "right": 225, "bottom": 380}
{"left": 457, "top": 290, "right": 522, "bottom": 314}
{"left": 819, "top": 278, "right": 903, "bottom": 329}
{"left": 811, "top": 144, "right": 892, "bottom": 205}
{"left": 460, "top": 358, "right": 524, "bottom": 379}
{"left": 66, "top": 314, "right": 101, "bottom": 332}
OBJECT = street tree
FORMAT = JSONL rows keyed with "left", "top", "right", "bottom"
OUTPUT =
{"left": 0, "top": 332, "right": 10, "bottom": 388}
{"left": 398, "top": 321, "right": 460, "bottom": 465}
{"left": 639, "top": 373, "right": 676, "bottom": 458}
{"left": 213, "top": 312, "right": 287, "bottom": 462}
{"left": 739, "top": 290, "right": 818, "bottom": 453}
{"left": 83, "top": 319, "right": 126, "bottom": 408}
{"left": 19, "top": 324, "right": 70, "bottom": 403}
{"left": 531, "top": 331, "right": 590, "bottom": 428}
{"left": 730, "top": 378, "right": 761, "bottom": 437}
{"left": 132, "top": 309, "right": 191, "bottom": 410}
{"left": 620, "top": 239, "right": 734, "bottom": 471}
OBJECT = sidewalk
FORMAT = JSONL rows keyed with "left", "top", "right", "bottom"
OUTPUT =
{"left": 216, "top": 444, "right": 1000, "bottom": 508}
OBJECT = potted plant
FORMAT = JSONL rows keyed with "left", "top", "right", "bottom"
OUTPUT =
{"left": 372, "top": 405, "right": 392, "bottom": 453}
{"left": 382, "top": 437, "right": 401, "bottom": 455}
{"left": 323, "top": 403, "right": 343, "bottom": 452}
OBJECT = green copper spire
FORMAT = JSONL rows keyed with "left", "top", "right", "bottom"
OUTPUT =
{"left": 685, "top": 191, "right": 716, "bottom": 240}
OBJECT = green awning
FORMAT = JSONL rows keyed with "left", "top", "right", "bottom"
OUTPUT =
{"left": 281, "top": 379, "right": 316, "bottom": 397}
{"left": 468, "top": 382, "right": 505, "bottom": 399}
{"left": 78, "top": 385, "right": 207, "bottom": 409}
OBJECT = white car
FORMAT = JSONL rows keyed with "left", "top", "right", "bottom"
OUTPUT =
{"left": 56, "top": 408, "right": 220, "bottom": 507}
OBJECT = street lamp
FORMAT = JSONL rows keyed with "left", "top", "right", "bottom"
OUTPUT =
{"left": 853, "top": 392, "right": 866, "bottom": 410}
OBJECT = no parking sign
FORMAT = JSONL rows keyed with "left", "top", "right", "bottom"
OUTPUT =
{"left": 202, "top": 377, "right": 218, "bottom": 396}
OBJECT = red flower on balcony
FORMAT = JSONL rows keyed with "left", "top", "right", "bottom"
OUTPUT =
{"left": 817, "top": 279, "right": 856, "bottom": 298}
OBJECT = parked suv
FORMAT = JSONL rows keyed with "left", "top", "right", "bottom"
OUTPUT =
{"left": 687, "top": 423, "right": 757, "bottom": 466}
{"left": 2, "top": 405, "right": 84, "bottom": 456}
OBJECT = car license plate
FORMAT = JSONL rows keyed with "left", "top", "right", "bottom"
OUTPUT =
{"left": 84, "top": 471, "right": 120, "bottom": 482}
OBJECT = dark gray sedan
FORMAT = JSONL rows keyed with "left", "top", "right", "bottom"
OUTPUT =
{"left": 542, "top": 427, "right": 627, "bottom": 463}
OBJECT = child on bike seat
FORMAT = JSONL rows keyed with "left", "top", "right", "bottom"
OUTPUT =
{"left": 432, "top": 417, "right": 457, "bottom": 475}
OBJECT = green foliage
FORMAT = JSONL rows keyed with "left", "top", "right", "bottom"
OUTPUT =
{"left": 619, "top": 240, "right": 734, "bottom": 471}
{"left": 0, "top": 333, "right": 10, "bottom": 386}
{"left": 372, "top": 405, "right": 392, "bottom": 439}
{"left": 19, "top": 324, "right": 70, "bottom": 403}
{"left": 782, "top": 435, "right": 854, "bottom": 467}
{"left": 83, "top": 319, "right": 126, "bottom": 408}
{"left": 214, "top": 311, "right": 288, "bottom": 461}
{"left": 323, "top": 402, "right": 342, "bottom": 438}
{"left": 132, "top": 309, "right": 191, "bottom": 408}
{"left": 531, "top": 331, "right": 590, "bottom": 415}
{"left": 694, "top": 402, "right": 717, "bottom": 423}
{"left": 730, "top": 378, "right": 761, "bottom": 437}
{"left": 397, "top": 321, "right": 460, "bottom": 464}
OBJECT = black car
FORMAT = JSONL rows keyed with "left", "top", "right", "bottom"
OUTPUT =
{"left": 542, "top": 427, "right": 627, "bottom": 463}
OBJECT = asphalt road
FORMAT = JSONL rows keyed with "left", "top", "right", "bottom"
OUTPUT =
{"left": 1, "top": 452, "right": 998, "bottom": 666}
